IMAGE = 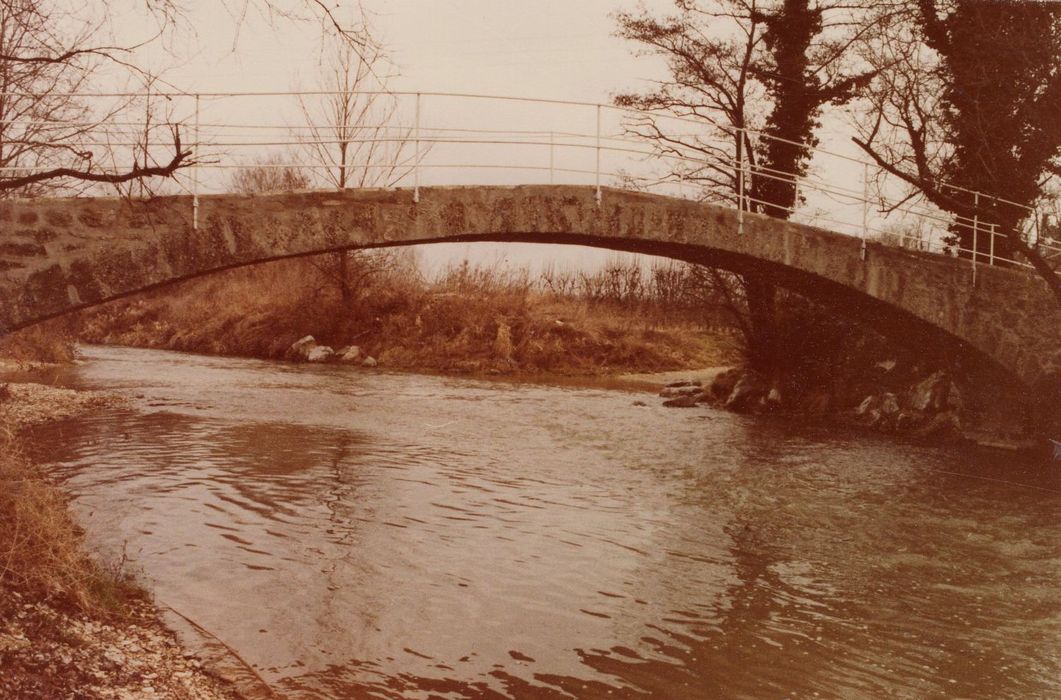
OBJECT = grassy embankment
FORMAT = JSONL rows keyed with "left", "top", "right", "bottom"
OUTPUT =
{"left": 0, "top": 415, "right": 140, "bottom": 615}
{"left": 77, "top": 252, "right": 741, "bottom": 375}
{"left": 0, "top": 319, "right": 78, "bottom": 368}
{"left": 0, "top": 324, "right": 127, "bottom": 612}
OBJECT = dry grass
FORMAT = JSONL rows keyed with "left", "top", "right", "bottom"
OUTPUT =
{"left": 0, "top": 318, "right": 78, "bottom": 366}
{"left": 0, "top": 428, "right": 142, "bottom": 616}
{"left": 0, "top": 317, "right": 140, "bottom": 618}
{"left": 78, "top": 253, "right": 739, "bottom": 375}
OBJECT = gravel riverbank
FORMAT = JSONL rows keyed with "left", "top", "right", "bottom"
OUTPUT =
{"left": 1, "top": 380, "right": 244, "bottom": 700}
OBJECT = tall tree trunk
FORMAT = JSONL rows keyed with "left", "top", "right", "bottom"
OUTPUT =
{"left": 337, "top": 250, "right": 350, "bottom": 306}
{"left": 743, "top": 272, "right": 778, "bottom": 382}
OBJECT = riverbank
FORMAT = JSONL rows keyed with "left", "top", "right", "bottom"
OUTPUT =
{"left": 0, "top": 381, "right": 242, "bottom": 699}
{"left": 626, "top": 365, "right": 1052, "bottom": 453}
{"left": 76, "top": 255, "right": 739, "bottom": 376}
{"left": 70, "top": 251, "right": 1049, "bottom": 450}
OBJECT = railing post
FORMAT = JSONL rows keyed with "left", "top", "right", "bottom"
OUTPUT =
{"left": 971, "top": 191, "right": 979, "bottom": 283}
{"left": 192, "top": 93, "right": 200, "bottom": 231}
{"left": 413, "top": 92, "right": 421, "bottom": 204}
{"left": 595, "top": 105, "right": 601, "bottom": 205}
{"left": 549, "top": 130, "right": 555, "bottom": 185}
{"left": 737, "top": 132, "right": 744, "bottom": 235}
{"left": 989, "top": 222, "right": 996, "bottom": 266}
{"left": 860, "top": 163, "right": 869, "bottom": 261}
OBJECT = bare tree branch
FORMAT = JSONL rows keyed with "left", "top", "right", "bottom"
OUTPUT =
{"left": 0, "top": 125, "right": 190, "bottom": 191}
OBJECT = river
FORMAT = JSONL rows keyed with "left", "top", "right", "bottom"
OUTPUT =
{"left": 18, "top": 345, "right": 1061, "bottom": 699}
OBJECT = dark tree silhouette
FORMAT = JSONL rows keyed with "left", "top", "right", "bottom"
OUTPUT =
{"left": 616, "top": 0, "right": 877, "bottom": 374}
{"left": 854, "top": 0, "right": 1061, "bottom": 304}
{"left": 749, "top": 0, "right": 876, "bottom": 218}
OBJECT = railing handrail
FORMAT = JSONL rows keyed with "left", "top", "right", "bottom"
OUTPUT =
{"left": 0, "top": 88, "right": 1044, "bottom": 215}
{"left": 1, "top": 89, "right": 1056, "bottom": 278}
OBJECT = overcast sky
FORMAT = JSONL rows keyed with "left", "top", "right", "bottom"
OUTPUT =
{"left": 105, "top": 1, "right": 864, "bottom": 273}
{"left": 127, "top": 1, "right": 665, "bottom": 100}
{"left": 104, "top": 1, "right": 680, "bottom": 271}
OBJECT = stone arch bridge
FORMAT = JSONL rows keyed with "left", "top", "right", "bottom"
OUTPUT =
{"left": 1, "top": 185, "right": 1058, "bottom": 397}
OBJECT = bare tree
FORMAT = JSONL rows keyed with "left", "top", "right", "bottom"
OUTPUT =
{"left": 616, "top": 0, "right": 878, "bottom": 374}
{"left": 0, "top": 1, "right": 93, "bottom": 196}
{"left": 615, "top": 0, "right": 766, "bottom": 206}
{"left": 295, "top": 27, "right": 415, "bottom": 190}
{"left": 292, "top": 20, "right": 419, "bottom": 304}
{"left": 0, "top": 0, "right": 381, "bottom": 198}
{"left": 0, "top": 0, "right": 195, "bottom": 196}
{"left": 225, "top": 0, "right": 377, "bottom": 61}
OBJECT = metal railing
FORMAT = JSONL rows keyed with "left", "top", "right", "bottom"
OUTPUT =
{"left": 1, "top": 90, "right": 1058, "bottom": 280}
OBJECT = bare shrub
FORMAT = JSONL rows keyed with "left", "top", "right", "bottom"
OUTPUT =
{"left": 230, "top": 153, "right": 311, "bottom": 194}
{"left": 0, "top": 319, "right": 78, "bottom": 365}
{"left": 77, "top": 252, "right": 743, "bottom": 374}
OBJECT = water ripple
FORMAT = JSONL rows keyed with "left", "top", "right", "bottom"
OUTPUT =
{"left": 20, "top": 345, "right": 1061, "bottom": 699}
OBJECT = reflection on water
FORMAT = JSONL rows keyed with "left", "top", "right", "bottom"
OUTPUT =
{"left": 21, "top": 345, "right": 1061, "bottom": 699}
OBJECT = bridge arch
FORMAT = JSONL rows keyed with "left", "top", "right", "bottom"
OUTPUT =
{"left": 1, "top": 185, "right": 1058, "bottom": 393}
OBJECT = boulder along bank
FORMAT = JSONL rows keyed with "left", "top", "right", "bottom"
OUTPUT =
{"left": 650, "top": 365, "right": 1047, "bottom": 452}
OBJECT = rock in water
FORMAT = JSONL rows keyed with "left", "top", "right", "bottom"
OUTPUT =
{"left": 361, "top": 356, "right": 377, "bottom": 368}
{"left": 725, "top": 371, "right": 768, "bottom": 413}
{"left": 708, "top": 368, "right": 741, "bottom": 400}
{"left": 945, "top": 381, "right": 963, "bottom": 413}
{"left": 339, "top": 346, "right": 362, "bottom": 363}
{"left": 306, "top": 346, "right": 335, "bottom": 363}
{"left": 856, "top": 395, "right": 880, "bottom": 416}
{"left": 663, "top": 395, "right": 699, "bottom": 408}
{"left": 914, "top": 411, "right": 962, "bottom": 441}
{"left": 660, "top": 385, "right": 702, "bottom": 398}
{"left": 284, "top": 335, "right": 317, "bottom": 362}
{"left": 907, "top": 370, "right": 949, "bottom": 412}
{"left": 896, "top": 410, "right": 925, "bottom": 431}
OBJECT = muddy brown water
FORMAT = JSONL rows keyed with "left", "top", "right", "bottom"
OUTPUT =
{"left": 18, "top": 345, "right": 1061, "bottom": 699}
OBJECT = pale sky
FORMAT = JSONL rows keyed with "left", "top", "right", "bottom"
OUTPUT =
{"left": 124, "top": 1, "right": 664, "bottom": 100}
{"left": 101, "top": 1, "right": 870, "bottom": 273}
{"left": 103, "top": 1, "right": 678, "bottom": 271}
